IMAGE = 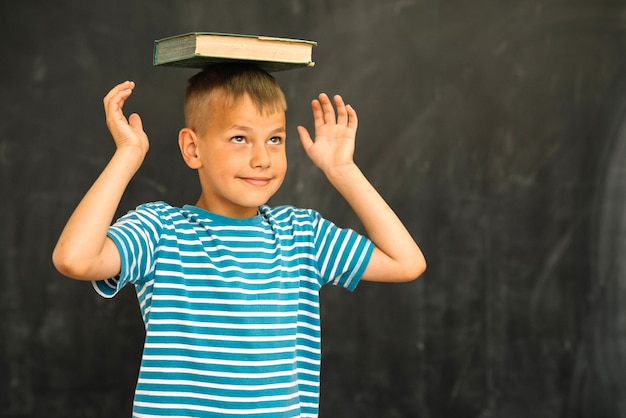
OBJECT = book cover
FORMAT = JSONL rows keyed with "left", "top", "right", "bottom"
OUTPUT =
{"left": 153, "top": 32, "right": 317, "bottom": 72}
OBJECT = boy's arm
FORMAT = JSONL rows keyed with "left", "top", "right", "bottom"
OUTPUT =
{"left": 297, "top": 94, "right": 426, "bottom": 283}
{"left": 52, "top": 81, "right": 148, "bottom": 281}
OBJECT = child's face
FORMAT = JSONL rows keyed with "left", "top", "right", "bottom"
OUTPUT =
{"left": 194, "top": 93, "right": 287, "bottom": 218}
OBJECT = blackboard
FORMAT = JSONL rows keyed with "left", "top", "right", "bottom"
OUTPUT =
{"left": 2, "top": 0, "right": 626, "bottom": 416}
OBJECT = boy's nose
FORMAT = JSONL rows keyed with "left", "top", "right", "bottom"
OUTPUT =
{"left": 250, "top": 144, "right": 271, "bottom": 168}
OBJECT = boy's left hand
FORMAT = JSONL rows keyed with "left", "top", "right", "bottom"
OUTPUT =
{"left": 298, "top": 94, "right": 426, "bottom": 283}
{"left": 297, "top": 93, "right": 358, "bottom": 175}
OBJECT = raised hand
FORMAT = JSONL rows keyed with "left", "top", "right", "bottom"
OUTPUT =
{"left": 297, "top": 92, "right": 425, "bottom": 283}
{"left": 297, "top": 93, "right": 358, "bottom": 175}
{"left": 53, "top": 81, "right": 150, "bottom": 281}
{"left": 103, "top": 81, "right": 149, "bottom": 157}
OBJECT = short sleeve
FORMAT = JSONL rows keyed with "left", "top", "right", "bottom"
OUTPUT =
{"left": 91, "top": 204, "right": 163, "bottom": 298}
{"left": 311, "top": 210, "right": 374, "bottom": 291}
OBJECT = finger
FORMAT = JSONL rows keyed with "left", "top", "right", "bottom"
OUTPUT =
{"left": 104, "top": 82, "right": 135, "bottom": 124}
{"left": 311, "top": 99, "right": 325, "bottom": 128}
{"left": 297, "top": 125, "right": 314, "bottom": 152}
{"left": 346, "top": 104, "right": 358, "bottom": 130}
{"left": 103, "top": 81, "right": 134, "bottom": 107}
{"left": 318, "top": 93, "right": 336, "bottom": 124}
{"left": 334, "top": 95, "right": 348, "bottom": 126}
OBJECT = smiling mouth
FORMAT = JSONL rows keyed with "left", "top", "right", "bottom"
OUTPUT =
{"left": 240, "top": 177, "right": 272, "bottom": 187}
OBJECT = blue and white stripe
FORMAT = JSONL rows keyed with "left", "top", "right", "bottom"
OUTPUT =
{"left": 92, "top": 201, "right": 373, "bottom": 417}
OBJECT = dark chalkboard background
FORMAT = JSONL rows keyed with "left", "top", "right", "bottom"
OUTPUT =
{"left": 2, "top": 0, "right": 626, "bottom": 417}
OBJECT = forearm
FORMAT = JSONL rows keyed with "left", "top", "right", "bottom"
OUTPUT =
{"left": 298, "top": 92, "right": 425, "bottom": 281}
{"left": 52, "top": 148, "right": 143, "bottom": 280}
{"left": 325, "top": 163, "right": 426, "bottom": 282}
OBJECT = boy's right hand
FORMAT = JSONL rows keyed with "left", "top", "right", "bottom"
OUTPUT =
{"left": 104, "top": 81, "right": 149, "bottom": 158}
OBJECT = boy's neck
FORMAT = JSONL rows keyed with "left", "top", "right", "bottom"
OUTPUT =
{"left": 193, "top": 195, "right": 260, "bottom": 219}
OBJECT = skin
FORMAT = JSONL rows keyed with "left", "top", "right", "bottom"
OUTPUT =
{"left": 178, "top": 93, "right": 287, "bottom": 218}
{"left": 52, "top": 81, "right": 426, "bottom": 283}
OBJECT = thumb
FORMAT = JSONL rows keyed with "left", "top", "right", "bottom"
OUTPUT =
{"left": 297, "top": 126, "right": 313, "bottom": 153}
{"left": 128, "top": 113, "right": 143, "bottom": 130}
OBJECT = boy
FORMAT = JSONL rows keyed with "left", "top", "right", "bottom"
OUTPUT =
{"left": 53, "top": 63, "right": 425, "bottom": 417}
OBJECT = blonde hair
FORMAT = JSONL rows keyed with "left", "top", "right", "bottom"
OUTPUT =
{"left": 184, "top": 63, "right": 287, "bottom": 135}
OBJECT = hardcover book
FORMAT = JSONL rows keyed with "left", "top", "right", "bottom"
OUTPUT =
{"left": 153, "top": 32, "right": 317, "bottom": 72}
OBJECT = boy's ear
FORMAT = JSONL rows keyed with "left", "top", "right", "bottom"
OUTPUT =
{"left": 178, "top": 128, "right": 202, "bottom": 169}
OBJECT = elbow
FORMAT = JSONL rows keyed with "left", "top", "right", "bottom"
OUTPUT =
{"left": 398, "top": 244, "right": 427, "bottom": 282}
{"left": 403, "top": 257, "right": 426, "bottom": 282}
{"left": 52, "top": 245, "right": 91, "bottom": 280}
{"left": 395, "top": 251, "right": 426, "bottom": 282}
{"left": 52, "top": 246, "right": 75, "bottom": 278}
{"left": 412, "top": 249, "right": 427, "bottom": 280}
{"left": 415, "top": 258, "right": 427, "bottom": 279}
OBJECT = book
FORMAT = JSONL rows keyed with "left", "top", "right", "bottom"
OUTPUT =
{"left": 153, "top": 32, "right": 317, "bottom": 72}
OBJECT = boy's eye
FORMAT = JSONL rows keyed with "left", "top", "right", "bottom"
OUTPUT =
{"left": 230, "top": 136, "right": 246, "bottom": 144}
{"left": 268, "top": 137, "right": 283, "bottom": 145}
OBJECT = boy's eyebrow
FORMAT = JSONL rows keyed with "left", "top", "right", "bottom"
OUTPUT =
{"left": 270, "top": 127, "right": 287, "bottom": 134}
{"left": 229, "top": 125, "right": 286, "bottom": 134}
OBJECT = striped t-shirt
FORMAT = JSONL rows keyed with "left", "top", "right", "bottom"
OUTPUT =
{"left": 93, "top": 201, "right": 374, "bottom": 417}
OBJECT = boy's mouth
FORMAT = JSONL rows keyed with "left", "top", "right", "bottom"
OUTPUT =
{"left": 240, "top": 177, "right": 272, "bottom": 187}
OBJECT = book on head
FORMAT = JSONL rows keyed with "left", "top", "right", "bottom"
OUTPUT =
{"left": 153, "top": 32, "right": 317, "bottom": 72}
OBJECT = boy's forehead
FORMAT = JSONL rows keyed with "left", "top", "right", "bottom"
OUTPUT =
{"left": 200, "top": 92, "right": 286, "bottom": 132}
{"left": 206, "top": 91, "right": 286, "bottom": 115}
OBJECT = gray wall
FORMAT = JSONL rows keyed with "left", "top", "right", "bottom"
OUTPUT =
{"left": 2, "top": 0, "right": 626, "bottom": 417}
